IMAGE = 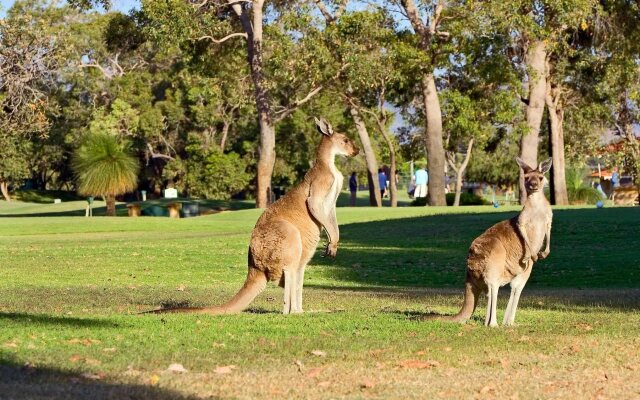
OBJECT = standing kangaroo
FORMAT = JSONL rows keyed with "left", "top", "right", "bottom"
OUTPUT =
{"left": 146, "top": 117, "right": 359, "bottom": 315}
{"left": 447, "top": 157, "right": 553, "bottom": 327}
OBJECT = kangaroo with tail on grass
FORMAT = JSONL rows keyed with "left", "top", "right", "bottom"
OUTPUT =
{"left": 439, "top": 157, "right": 553, "bottom": 327}
{"left": 143, "top": 117, "right": 359, "bottom": 315}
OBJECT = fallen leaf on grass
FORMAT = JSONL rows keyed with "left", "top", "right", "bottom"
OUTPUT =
{"left": 479, "top": 385, "right": 495, "bottom": 394}
{"left": 81, "top": 372, "right": 105, "bottom": 380}
{"left": 317, "top": 381, "right": 331, "bottom": 388}
{"left": 311, "top": 350, "right": 326, "bottom": 357}
{"left": 102, "top": 347, "right": 117, "bottom": 353}
{"left": 166, "top": 363, "right": 188, "bottom": 373}
{"left": 398, "top": 360, "right": 440, "bottom": 369}
{"left": 149, "top": 374, "right": 160, "bottom": 385}
{"left": 176, "top": 285, "right": 186, "bottom": 292}
{"left": 3, "top": 341, "right": 18, "bottom": 348}
{"left": 85, "top": 358, "right": 101, "bottom": 366}
{"left": 360, "top": 379, "right": 375, "bottom": 389}
{"left": 69, "top": 354, "right": 83, "bottom": 363}
{"left": 213, "top": 365, "right": 236, "bottom": 374}
{"left": 294, "top": 360, "right": 304, "bottom": 373}
{"left": 306, "top": 367, "right": 324, "bottom": 378}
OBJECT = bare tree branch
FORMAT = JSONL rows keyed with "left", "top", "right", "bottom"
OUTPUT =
{"left": 146, "top": 143, "right": 175, "bottom": 161}
{"left": 400, "top": 0, "right": 427, "bottom": 37}
{"left": 314, "top": 0, "right": 335, "bottom": 22}
{"left": 273, "top": 64, "right": 350, "bottom": 123}
{"left": 197, "top": 32, "right": 248, "bottom": 44}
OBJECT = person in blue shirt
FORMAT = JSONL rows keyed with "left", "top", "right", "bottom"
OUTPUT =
{"left": 414, "top": 165, "right": 429, "bottom": 198}
{"left": 349, "top": 172, "right": 358, "bottom": 206}
{"left": 378, "top": 168, "right": 387, "bottom": 199}
{"left": 611, "top": 166, "right": 620, "bottom": 198}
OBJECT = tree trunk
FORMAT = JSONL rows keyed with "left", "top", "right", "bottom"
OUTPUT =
{"left": 0, "top": 181, "right": 10, "bottom": 202}
{"left": 220, "top": 120, "right": 230, "bottom": 151}
{"left": 375, "top": 118, "right": 397, "bottom": 207}
{"left": 519, "top": 40, "right": 547, "bottom": 204}
{"left": 234, "top": 0, "right": 275, "bottom": 209}
{"left": 106, "top": 194, "right": 116, "bottom": 216}
{"left": 447, "top": 138, "right": 474, "bottom": 207}
{"left": 421, "top": 73, "right": 447, "bottom": 206}
{"left": 546, "top": 86, "right": 568, "bottom": 205}
{"left": 349, "top": 107, "right": 381, "bottom": 207}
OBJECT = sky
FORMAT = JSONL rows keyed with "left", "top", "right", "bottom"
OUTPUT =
{"left": 0, "top": 0, "right": 139, "bottom": 16}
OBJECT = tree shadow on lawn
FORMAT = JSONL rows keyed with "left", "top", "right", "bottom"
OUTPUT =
{"left": 304, "top": 284, "right": 640, "bottom": 312}
{"left": 0, "top": 356, "right": 208, "bottom": 400}
{"left": 0, "top": 205, "right": 127, "bottom": 218}
{"left": 313, "top": 207, "right": 640, "bottom": 290}
{"left": 0, "top": 313, "right": 121, "bottom": 328}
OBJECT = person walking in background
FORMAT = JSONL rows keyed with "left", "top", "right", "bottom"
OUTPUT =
{"left": 349, "top": 172, "right": 358, "bottom": 206}
{"left": 378, "top": 168, "right": 387, "bottom": 199}
{"left": 610, "top": 166, "right": 621, "bottom": 199}
{"left": 414, "top": 165, "right": 428, "bottom": 198}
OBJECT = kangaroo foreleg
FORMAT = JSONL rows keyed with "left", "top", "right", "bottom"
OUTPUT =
{"left": 516, "top": 222, "right": 536, "bottom": 263}
{"left": 538, "top": 222, "right": 552, "bottom": 259}
{"left": 307, "top": 198, "right": 339, "bottom": 257}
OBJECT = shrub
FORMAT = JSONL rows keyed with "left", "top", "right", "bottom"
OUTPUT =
{"left": 164, "top": 144, "right": 250, "bottom": 200}
{"left": 566, "top": 166, "right": 603, "bottom": 205}
{"left": 410, "top": 192, "right": 489, "bottom": 206}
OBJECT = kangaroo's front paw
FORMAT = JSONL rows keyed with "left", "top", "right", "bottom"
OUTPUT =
{"left": 530, "top": 253, "right": 539, "bottom": 262}
{"left": 323, "top": 242, "right": 338, "bottom": 258}
{"left": 520, "top": 253, "right": 531, "bottom": 265}
{"left": 538, "top": 249, "right": 550, "bottom": 260}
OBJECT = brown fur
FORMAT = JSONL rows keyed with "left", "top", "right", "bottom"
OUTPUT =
{"left": 446, "top": 157, "right": 553, "bottom": 327}
{"left": 144, "top": 117, "right": 359, "bottom": 315}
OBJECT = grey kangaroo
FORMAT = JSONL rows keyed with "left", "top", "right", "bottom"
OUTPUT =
{"left": 447, "top": 157, "right": 553, "bottom": 327}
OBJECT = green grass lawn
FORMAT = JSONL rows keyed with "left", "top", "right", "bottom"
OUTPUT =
{"left": 0, "top": 202, "right": 639, "bottom": 399}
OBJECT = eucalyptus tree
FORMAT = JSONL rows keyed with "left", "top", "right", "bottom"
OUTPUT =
{"left": 0, "top": 1, "right": 66, "bottom": 200}
{"left": 337, "top": 11, "right": 403, "bottom": 207}
{"left": 143, "top": 0, "right": 340, "bottom": 207}
{"left": 391, "top": 0, "right": 457, "bottom": 206}
{"left": 592, "top": 0, "right": 640, "bottom": 185}
{"left": 309, "top": 1, "right": 379, "bottom": 206}
{"left": 480, "top": 0, "right": 598, "bottom": 203}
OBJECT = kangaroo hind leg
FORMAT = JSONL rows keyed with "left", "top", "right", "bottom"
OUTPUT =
{"left": 485, "top": 282, "right": 499, "bottom": 328}
{"left": 274, "top": 221, "right": 303, "bottom": 315}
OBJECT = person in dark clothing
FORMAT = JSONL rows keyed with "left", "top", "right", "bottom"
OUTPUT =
{"left": 349, "top": 172, "right": 358, "bottom": 206}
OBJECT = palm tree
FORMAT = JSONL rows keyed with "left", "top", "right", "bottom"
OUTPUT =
{"left": 72, "top": 133, "right": 139, "bottom": 216}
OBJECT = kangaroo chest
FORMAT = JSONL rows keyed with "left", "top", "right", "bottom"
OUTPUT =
{"left": 522, "top": 207, "right": 552, "bottom": 253}
{"left": 324, "top": 165, "right": 343, "bottom": 212}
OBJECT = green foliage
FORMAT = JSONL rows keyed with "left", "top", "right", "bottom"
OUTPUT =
{"left": 163, "top": 139, "right": 250, "bottom": 200}
{"left": 565, "top": 166, "right": 603, "bottom": 205}
{"left": 72, "top": 133, "right": 139, "bottom": 196}
{"left": 0, "top": 134, "right": 32, "bottom": 186}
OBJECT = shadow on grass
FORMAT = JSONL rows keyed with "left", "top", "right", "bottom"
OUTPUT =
{"left": 313, "top": 207, "right": 640, "bottom": 290}
{"left": 0, "top": 313, "right": 120, "bottom": 328}
{"left": 0, "top": 205, "right": 128, "bottom": 218}
{"left": 304, "top": 284, "right": 640, "bottom": 312}
{"left": 0, "top": 356, "right": 207, "bottom": 400}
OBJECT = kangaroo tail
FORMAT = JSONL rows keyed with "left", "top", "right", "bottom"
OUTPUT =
{"left": 447, "top": 273, "right": 480, "bottom": 323}
{"left": 422, "top": 272, "right": 480, "bottom": 323}
{"left": 142, "top": 267, "right": 267, "bottom": 315}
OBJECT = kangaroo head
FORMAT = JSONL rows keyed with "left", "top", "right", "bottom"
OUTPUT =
{"left": 315, "top": 117, "right": 360, "bottom": 157}
{"left": 516, "top": 157, "right": 552, "bottom": 194}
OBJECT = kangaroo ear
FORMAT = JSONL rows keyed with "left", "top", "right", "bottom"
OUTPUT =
{"left": 516, "top": 157, "right": 534, "bottom": 173}
{"left": 314, "top": 117, "right": 333, "bottom": 136}
{"left": 538, "top": 158, "right": 553, "bottom": 173}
